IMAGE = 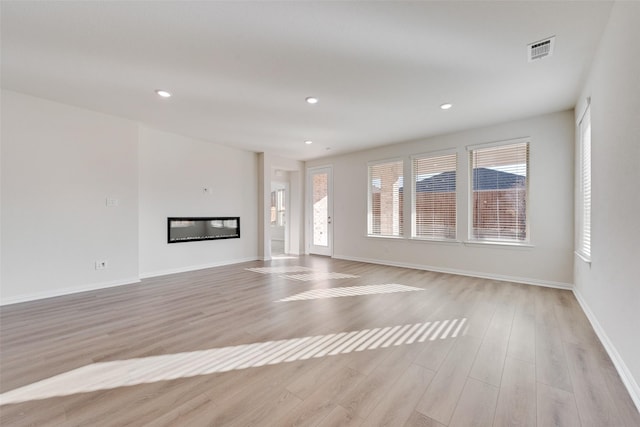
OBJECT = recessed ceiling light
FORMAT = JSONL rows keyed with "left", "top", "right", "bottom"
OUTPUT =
{"left": 440, "top": 103, "right": 453, "bottom": 110}
{"left": 305, "top": 97, "right": 318, "bottom": 104}
{"left": 305, "top": 140, "right": 313, "bottom": 145}
{"left": 156, "top": 90, "right": 172, "bottom": 98}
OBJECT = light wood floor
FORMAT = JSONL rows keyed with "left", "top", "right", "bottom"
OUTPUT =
{"left": 1, "top": 256, "right": 638, "bottom": 426}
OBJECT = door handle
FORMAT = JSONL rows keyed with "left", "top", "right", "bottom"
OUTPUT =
{"left": 328, "top": 216, "right": 332, "bottom": 224}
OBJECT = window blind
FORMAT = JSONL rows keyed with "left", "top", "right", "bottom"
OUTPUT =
{"left": 412, "top": 153, "right": 457, "bottom": 239}
{"left": 470, "top": 141, "right": 529, "bottom": 242}
{"left": 369, "top": 160, "right": 403, "bottom": 236}
{"left": 579, "top": 108, "right": 591, "bottom": 258}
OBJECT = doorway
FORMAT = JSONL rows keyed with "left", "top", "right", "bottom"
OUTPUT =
{"left": 308, "top": 166, "right": 333, "bottom": 256}
{"left": 270, "top": 182, "right": 288, "bottom": 256}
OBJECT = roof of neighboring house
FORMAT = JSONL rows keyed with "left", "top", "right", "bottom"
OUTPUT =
{"left": 396, "top": 168, "right": 525, "bottom": 193}
{"left": 471, "top": 168, "right": 525, "bottom": 191}
{"left": 415, "top": 170, "right": 456, "bottom": 193}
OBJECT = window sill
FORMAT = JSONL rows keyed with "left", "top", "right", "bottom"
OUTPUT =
{"left": 409, "top": 237, "right": 462, "bottom": 245}
{"left": 366, "top": 234, "right": 404, "bottom": 240}
{"left": 463, "top": 240, "right": 534, "bottom": 249}
{"left": 575, "top": 251, "right": 592, "bottom": 265}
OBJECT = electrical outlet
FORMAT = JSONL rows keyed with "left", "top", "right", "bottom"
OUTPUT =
{"left": 106, "top": 197, "right": 119, "bottom": 207}
{"left": 95, "top": 260, "right": 108, "bottom": 270}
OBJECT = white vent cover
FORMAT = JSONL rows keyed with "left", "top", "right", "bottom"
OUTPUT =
{"left": 528, "top": 36, "right": 555, "bottom": 62}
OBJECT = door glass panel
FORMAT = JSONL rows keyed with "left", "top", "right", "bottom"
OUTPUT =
{"left": 312, "top": 173, "right": 328, "bottom": 247}
{"left": 270, "top": 183, "right": 286, "bottom": 256}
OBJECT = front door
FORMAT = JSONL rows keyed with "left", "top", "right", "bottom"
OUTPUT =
{"left": 308, "top": 166, "right": 333, "bottom": 256}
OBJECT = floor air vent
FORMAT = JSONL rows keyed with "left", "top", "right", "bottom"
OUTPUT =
{"left": 528, "top": 36, "right": 555, "bottom": 62}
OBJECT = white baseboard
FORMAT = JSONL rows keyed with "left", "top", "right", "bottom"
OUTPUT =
{"left": 0, "top": 277, "right": 141, "bottom": 306}
{"left": 573, "top": 287, "right": 640, "bottom": 412}
{"left": 139, "top": 257, "right": 258, "bottom": 279}
{"left": 1, "top": 258, "right": 259, "bottom": 305}
{"left": 332, "top": 254, "right": 573, "bottom": 290}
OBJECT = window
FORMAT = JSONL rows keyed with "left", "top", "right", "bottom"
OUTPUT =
{"left": 469, "top": 140, "right": 529, "bottom": 242}
{"left": 368, "top": 160, "right": 403, "bottom": 236}
{"left": 270, "top": 188, "right": 286, "bottom": 227}
{"left": 578, "top": 106, "right": 591, "bottom": 259}
{"left": 412, "top": 152, "right": 457, "bottom": 240}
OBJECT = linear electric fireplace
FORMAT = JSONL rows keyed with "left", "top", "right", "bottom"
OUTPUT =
{"left": 168, "top": 217, "right": 240, "bottom": 243}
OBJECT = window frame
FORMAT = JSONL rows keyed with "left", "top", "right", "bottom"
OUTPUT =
{"left": 410, "top": 148, "right": 459, "bottom": 241}
{"left": 577, "top": 104, "right": 592, "bottom": 262}
{"left": 466, "top": 137, "right": 531, "bottom": 245}
{"left": 367, "top": 157, "right": 405, "bottom": 238}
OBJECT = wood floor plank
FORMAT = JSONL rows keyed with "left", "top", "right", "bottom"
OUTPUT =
{"left": 0, "top": 256, "right": 635, "bottom": 426}
{"left": 493, "top": 357, "right": 536, "bottom": 427}
{"left": 536, "top": 382, "right": 581, "bottom": 427}
{"left": 360, "top": 364, "right": 435, "bottom": 427}
{"left": 336, "top": 345, "right": 417, "bottom": 419}
{"left": 63, "top": 376, "right": 221, "bottom": 425}
{"left": 600, "top": 362, "right": 640, "bottom": 427}
{"left": 469, "top": 305, "right": 514, "bottom": 386}
{"left": 459, "top": 300, "right": 496, "bottom": 340}
{"left": 286, "top": 356, "right": 352, "bottom": 400}
{"left": 403, "top": 411, "right": 447, "bottom": 427}
{"left": 414, "top": 335, "right": 482, "bottom": 425}
{"left": 317, "top": 405, "right": 364, "bottom": 427}
{"left": 536, "top": 383, "right": 581, "bottom": 427}
{"left": 506, "top": 286, "right": 536, "bottom": 364}
{"left": 552, "top": 290, "right": 601, "bottom": 348}
{"left": 413, "top": 337, "right": 457, "bottom": 372}
{"left": 448, "top": 377, "right": 499, "bottom": 427}
{"left": 534, "top": 288, "right": 573, "bottom": 393}
{"left": 564, "top": 341, "right": 624, "bottom": 426}
{"left": 207, "top": 362, "right": 316, "bottom": 426}
{"left": 143, "top": 393, "right": 215, "bottom": 427}
{"left": 507, "top": 312, "right": 535, "bottom": 364}
{"left": 227, "top": 388, "right": 302, "bottom": 427}
{"left": 346, "top": 346, "right": 395, "bottom": 376}
{"left": 0, "top": 397, "right": 68, "bottom": 426}
{"left": 274, "top": 365, "right": 363, "bottom": 426}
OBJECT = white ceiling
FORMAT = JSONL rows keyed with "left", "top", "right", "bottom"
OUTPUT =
{"left": 1, "top": 1, "right": 612, "bottom": 161}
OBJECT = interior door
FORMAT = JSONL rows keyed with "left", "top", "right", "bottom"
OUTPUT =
{"left": 308, "top": 166, "right": 333, "bottom": 256}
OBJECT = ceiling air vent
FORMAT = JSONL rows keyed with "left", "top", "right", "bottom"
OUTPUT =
{"left": 528, "top": 36, "right": 555, "bottom": 62}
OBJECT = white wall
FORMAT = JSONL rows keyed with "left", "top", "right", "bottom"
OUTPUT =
{"left": 574, "top": 1, "right": 640, "bottom": 408}
{"left": 138, "top": 126, "right": 258, "bottom": 277}
{"left": 307, "top": 110, "right": 575, "bottom": 287}
{"left": 1, "top": 90, "right": 139, "bottom": 303}
{"left": 288, "top": 169, "right": 304, "bottom": 255}
{"left": 0, "top": 91, "right": 261, "bottom": 302}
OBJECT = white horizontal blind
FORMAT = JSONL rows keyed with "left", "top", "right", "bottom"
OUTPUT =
{"left": 369, "top": 160, "right": 403, "bottom": 236}
{"left": 470, "top": 142, "right": 529, "bottom": 242}
{"left": 412, "top": 153, "right": 457, "bottom": 239}
{"left": 579, "top": 108, "right": 592, "bottom": 258}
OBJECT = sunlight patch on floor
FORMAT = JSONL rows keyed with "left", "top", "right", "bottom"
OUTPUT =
{"left": 0, "top": 317, "right": 466, "bottom": 405}
{"left": 245, "top": 266, "right": 314, "bottom": 274}
{"left": 282, "top": 272, "right": 359, "bottom": 281}
{"left": 276, "top": 284, "right": 423, "bottom": 302}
